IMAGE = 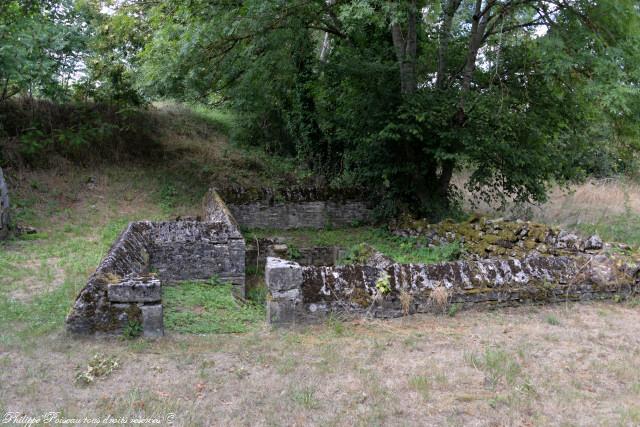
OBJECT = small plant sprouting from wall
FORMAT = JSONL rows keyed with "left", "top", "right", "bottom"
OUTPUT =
{"left": 375, "top": 272, "right": 391, "bottom": 296}
{"left": 123, "top": 319, "right": 143, "bottom": 339}
{"left": 287, "top": 244, "right": 302, "bottom": 260}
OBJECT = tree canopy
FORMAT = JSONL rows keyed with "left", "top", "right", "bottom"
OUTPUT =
{"left": 2, "top": 0, "right": 640, "bottom": 218}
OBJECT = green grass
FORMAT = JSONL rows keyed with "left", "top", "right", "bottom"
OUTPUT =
{"left": 465, "top": 347, "right": 523, "bottom": 389}
{"left": 0, "top": 217, "right": 138, "bottom": 347}
{"left": 546, "top": 315, "right": 561, "bottom": 326}
{"left": 290, "top": 386, "right": 318, "bottom": 409}
{"left": 163, "top": 279, "right": 265, "bottom": 334}
{"left": 409, "top": 375, "right": 431, "bottom": 399}
{"left": 570, "top": 213, "right": 640, "bottom": 247}
{"left": 244, "top": 226, "right": 462, "bottom": 265}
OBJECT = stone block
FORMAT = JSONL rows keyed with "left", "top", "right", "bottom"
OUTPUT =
{"left": 267, "top": 299, "right": 297, "bottom": 325}
{"left": 584, "top": 234, "right": 603, "bottom": 250}
{"left": 141, "top": 304, "right": 163, "bottom": 338}
{"left": 108, "top": 276, "right": 161, "bottom": 302}
{"left": 108, "top": 303, "right": 142, "bottom": 332}
{"left": 265, "top": 257, "right": 303, "bottom": 292}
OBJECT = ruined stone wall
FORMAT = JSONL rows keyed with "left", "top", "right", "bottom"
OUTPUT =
{"left": 245, "top": 237, "right": 340, "bottom": 272}
{"left": 67, "top": 189, "right": 246, "bottom": 336}
{"left": 0, "top": 167, "right": 9, "bottom": 240}
{"left": 65, "top": 221, "right": 161, "bottom": 336}
{"left": 219, "top": 187, "right": 373, "bottom": 229}
{"left": 266, "top": 255, "right": 640, "bottom": 325}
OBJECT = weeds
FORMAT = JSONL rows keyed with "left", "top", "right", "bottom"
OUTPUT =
{"left": 163, "top": 279, "right": 264, "bottom": 334}
{"left": 326, "top": 315, "right": 346, "bottom": 336}
{"left": 429, "top": 285, "right": 451, "bottom": 314}
{"left": 546, "top": 315, "right": 561, "bottom": 326}
{"left": 447, "top": 303, "right": 461, "bottom": 317}
{"left": 123, "top": 320, "right": 143, "bottom": 339}
{"left": 291, "top": 387, "right": 318, "bottom": 409}
{"left": 75, "top": 354, "right": 120, "bottom": 386}
{"left": 399, "top": 288, "right": 413, "bottom": 316}
{"left": 409, "top": 375, "right": 431, "bottom": 400}
{"left": 465, "top": 347, "right": 522, "bottom": 389}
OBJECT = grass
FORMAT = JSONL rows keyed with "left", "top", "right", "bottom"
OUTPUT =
{"left": 571, "top": 212, "right": 640, "bottom": 247}
{"left": 163, "top": 279, "right": 265, "bottom": 334}
{"left": 465, "top": 347, "right": 523, "bottom": 389}
{"left": 546, "top": 315, "right": 561, "bottom": 326}
{"left": 409, "top": 375, "right": 431, "bottom": 400}
{"left": 244, "top": 226, "right": 463, "bottom": 265}
{"left": 290, "top": 386, "right": 319, "bottom": 409}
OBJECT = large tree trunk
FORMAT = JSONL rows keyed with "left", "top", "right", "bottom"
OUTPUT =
{"left": 319, "top": 0, "right": 336, "bottom": 62}
{"left": 436, "top": 0, "right": 463, "bottom": 89}
{"left": 461, "top": 0, "right": 494, "bottom": 105}
{"left": 391, "top": 0, "right": 418, "bottom": 96}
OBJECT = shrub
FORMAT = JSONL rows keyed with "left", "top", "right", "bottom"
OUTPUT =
{"left": 0, "top": 98, "right": 159, "bottom": 167}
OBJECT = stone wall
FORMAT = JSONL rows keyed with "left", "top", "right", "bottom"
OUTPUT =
{"left": 245, "top": 237, "right": 341, "bottom": 272}
{"left": 0, "top": 167, "right": 9, "bottom": 240}
{"left": 265, "top": 254, "right": 640, "bottom": 325}
{"left": 146, "top": 220, "right": 245, "bottom": 293}
{"left": 66, "top": 189, "right": 246, "bottom": 336}
{"left": 219, "top": 186, "right": 373, "bottom": 229}
{"left": 65, "top": 221, "right": 161, "bottom": 336}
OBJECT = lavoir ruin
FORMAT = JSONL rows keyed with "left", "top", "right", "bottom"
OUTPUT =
{"left": 65, "top": 187, "right": 640, "bottom": 337}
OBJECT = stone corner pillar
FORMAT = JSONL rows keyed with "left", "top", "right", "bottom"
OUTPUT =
{"left": 265, "top": 257, "right": 303, "bottom": 326}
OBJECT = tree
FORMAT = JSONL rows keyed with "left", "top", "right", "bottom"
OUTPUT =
{"left": 0, "top": 0, "right": 86, "bottom": 102}
{"left": 138, "top": 0, "right": 640, "bottom": 218}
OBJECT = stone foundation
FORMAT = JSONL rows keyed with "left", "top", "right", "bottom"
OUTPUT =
{"left": 265, "top": 254, "right": 640, "bottom": 325}
{"left": 66, "top": 189, "right": 245, "bottom": 336}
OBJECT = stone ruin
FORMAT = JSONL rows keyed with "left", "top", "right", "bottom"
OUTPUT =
{"left": 219, "top": 186, "right": 373, "bottom": 229}
{"left": 0, "top": 167, "right": 9, "bottom": 240}
{"left": 65, "top": 189, "right": 245, "bottom": 337}
{"left": 66, "top": 184, "right": 640, "bottom": 335}
{"left": 265, "top": 219, "right": 640, "bottom": 325}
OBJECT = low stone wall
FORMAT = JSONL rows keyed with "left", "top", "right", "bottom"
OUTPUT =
{"left": 219, "top": 186, "right": 373, "bottom": 229}
{"left": 265, "top": 254, "right": 640, "bottom": 325}
{"left": 146, "top": 220, "right": 245, "bottom": 292}
{"left": 245, "top": 237, "right": 341, "bottom": 271}
{"left": 66, "top": 189, "right": 246, "bottom": 337}
{"left": 0, "top": 167, "right": 9, "bottom": 240}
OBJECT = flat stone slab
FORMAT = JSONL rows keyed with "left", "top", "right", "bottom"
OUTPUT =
{"left": 107, "top": 276, "right": 161, "bottom": 303}
{"left": 141, "top": 304, "right": 163, "bottom": 338}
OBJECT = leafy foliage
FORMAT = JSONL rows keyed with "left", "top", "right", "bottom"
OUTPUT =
{"left": 138, "top": 0, "right": 640, "bottom": 218}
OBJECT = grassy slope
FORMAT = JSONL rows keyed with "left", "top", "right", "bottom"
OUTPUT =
{"left": 1, "top": 104, "right": 640, "bottom": 424}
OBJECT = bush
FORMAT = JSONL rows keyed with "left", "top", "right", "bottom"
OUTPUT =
{"left": 0, "top": 98, "right": 160, "bottom": 167}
